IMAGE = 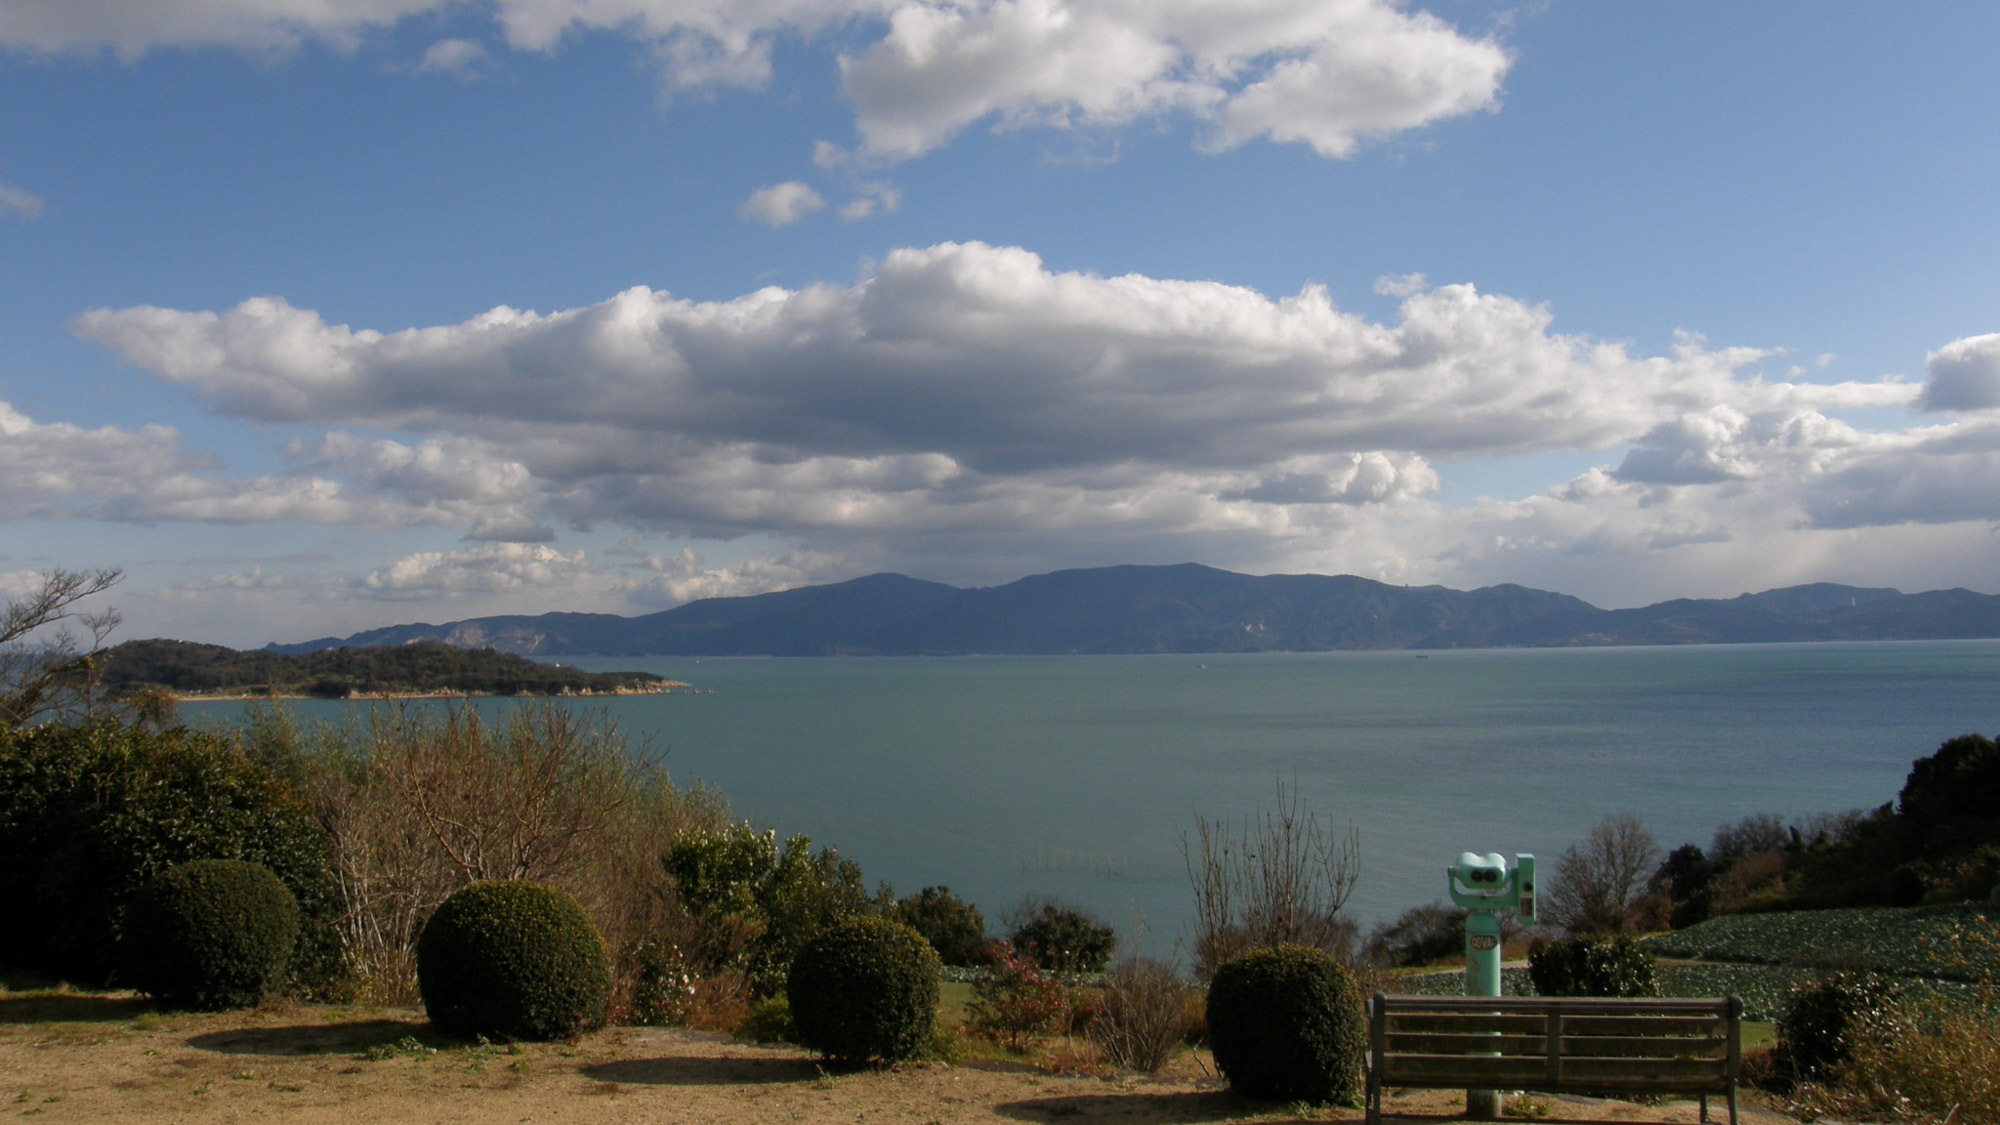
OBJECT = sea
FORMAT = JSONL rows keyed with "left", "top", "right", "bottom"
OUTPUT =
{"left": 186, "top": 640, "right": 2000, "bottom": 957}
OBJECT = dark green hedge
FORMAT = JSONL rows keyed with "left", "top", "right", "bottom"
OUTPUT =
{"left": 1527, "top": 933, "right": 1661, "bottom": 997}
{"left": 0, "top": 721, "right": 340, "bottom": 993}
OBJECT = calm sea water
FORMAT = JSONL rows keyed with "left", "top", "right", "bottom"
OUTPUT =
{"left": 188, "top": 641, "right": 2000, "bottom": 955}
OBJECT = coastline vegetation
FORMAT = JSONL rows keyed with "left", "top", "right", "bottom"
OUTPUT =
{"left": 2, "top": 568, "right": 1996, "bottom": 1119}
{"left": 96, "top": 637, "right": 685, "bottom": 699}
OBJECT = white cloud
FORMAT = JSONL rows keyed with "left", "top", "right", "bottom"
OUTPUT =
{"left": 415, "top": 37, "right": 488, "bottom": 78}
{"left": 362, "top": 542, "right": 595, "bottom": 598}
{"left": 839, "top": 183, "right": 902, "bottom": 221}
{"left": 0, "top": 0, "right": 444, "bottom": 57}
{"left": 624, "top": 546, "right": 849, "bottom": 603}
{"left": 76, "top": 242, "right": 1912, "bottom": 477}
{"left": 0, "top": 181, "right": 44, "bottom": 219}
{"left": 68, "top": 239, "right": 1994, "bottom": 607}
{"left": 0, "top": 398, "right": 492, "bottom": 530}
{"left": 0, "top": 180, "right": 43, "bottom": 218}
{"left": 3, "top": 1, "right": 1508, "bottom": 164}
{"left": 1919, "top": 332, "right": 2000, "bottom": 412}
{"left": 839, "top": 0, "right": 1509, "bottom": 161}
{"left": 353, "top": 540, "right": 846, "bottom": 606}
{"left": 738, "top": 181, "right": 826, "bottom": 227}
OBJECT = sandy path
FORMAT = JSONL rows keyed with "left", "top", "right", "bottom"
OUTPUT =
{"left": 1, "top": 997, "right": 1795, "bottom": 1125}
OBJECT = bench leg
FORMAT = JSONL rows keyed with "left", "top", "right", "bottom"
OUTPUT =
{"left": 1700, "top": 1094, "right": 1708, "bottom": 1123}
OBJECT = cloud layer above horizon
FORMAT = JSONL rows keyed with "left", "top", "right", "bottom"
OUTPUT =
{"left": 0, "top": 0, "right": 1508, "bottom": 166}
{"left": 30, "top": 241, "right": 1997, "bottom": 622}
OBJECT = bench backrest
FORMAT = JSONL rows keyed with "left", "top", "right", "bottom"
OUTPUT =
{"left": 1369, "top": 994, "right": 1743, "bottom": 1094}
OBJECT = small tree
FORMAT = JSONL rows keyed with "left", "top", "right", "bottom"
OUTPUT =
{"left": 893, "top": 886, "right": 989, "bottom": 966}
{"left": 0, "top": 567, "right": 121, "bottom": 728}
{"left": 1545, "top": 813, "right": 1660, "bottom": 935}
{"left": 966, "top": 939, "right": 1072, "bottom": 1051}
{"left": 1007, "top": 898, "right": 1115, "bottom": 974}
{"left": 1181, "top": 780, "right": 1360, "bottom": 977}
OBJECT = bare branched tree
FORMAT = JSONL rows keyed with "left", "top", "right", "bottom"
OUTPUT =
{"left": 1180, "top": 779, "right": 1360, "bottom": 978}
{"left": 0, "top": 567, "right": 121, "bottom": 728}
{"left": 1545, "top": 812, "right": 1661, "bottom": 935}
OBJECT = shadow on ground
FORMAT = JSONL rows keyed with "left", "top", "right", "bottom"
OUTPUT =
{"left": 583, "top": 1056, "right": 826, "bottom": 1086}
{"left": 188, "top": 1019, "right": 435, "bottom": 1056}
{"left": 995, "top": 1090, "right": 1273, "bottom": 1123}
{"left": 0, "top": 992, "right": 154, "bottom": 1025}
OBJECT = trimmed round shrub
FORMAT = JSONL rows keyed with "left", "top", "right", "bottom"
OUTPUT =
{"left": 1206, "top": 944, "right": 1366, "bottom": 1105}
{"left": 417, "top": 881, "right": 610, "bottom": 1041}
{"left": 1526, "top": 934, "right": 1660, "bottom": 997}
{"left": 120, "top": 859, "right": 300, "bottom": 1010}
{"left": 786, "top": 915, "right": 941, "bottom": 1065}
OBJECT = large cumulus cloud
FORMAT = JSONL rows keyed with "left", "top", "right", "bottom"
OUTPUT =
{"left": 65, "top": 241, "right": 1993, "bottom": 608}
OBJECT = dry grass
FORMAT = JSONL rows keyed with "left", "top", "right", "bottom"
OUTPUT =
{"left": 1784, "top": 914, "right": 2000, "bottom": 1125}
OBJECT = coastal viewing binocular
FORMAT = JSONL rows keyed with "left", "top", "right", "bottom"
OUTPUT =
{"left": 1447, "top": 851, "right": 1537, "bottom": 923}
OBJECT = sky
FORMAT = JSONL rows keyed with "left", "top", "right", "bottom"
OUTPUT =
{"left": 2, "top": 1, "right": 1998, "bottom": 648}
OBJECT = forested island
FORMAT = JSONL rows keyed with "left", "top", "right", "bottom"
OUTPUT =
{"left": 96, "top": 638, "right": 686, "bottom": 699}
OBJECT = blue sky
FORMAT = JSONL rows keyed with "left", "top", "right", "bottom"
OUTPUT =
{"left": 3, "top": 1, "right": 1998, "bottom": 647}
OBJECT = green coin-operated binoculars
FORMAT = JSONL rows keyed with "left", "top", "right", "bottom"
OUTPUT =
{"left": 1447, "top": 852, "right": 1536, "bottom": 1119}
{"left": 1447, "top": 851, "right": 1537, "bottom": 996}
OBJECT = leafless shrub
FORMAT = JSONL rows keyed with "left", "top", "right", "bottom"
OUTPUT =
{"left": 241, "top": 699, "right": 728, "bottom": 1004}
{"left": 1712, "top": 812, "right": 1790, "bottom": 860}
{"left": 1091, "top": 957, "right": 1197, "bottom": 1073}
{"left": 1545, "top": 813, "right": 1661, "bottom": 935}
{"left": 1180, "top": 780, "right": 1360, "bottom": 978}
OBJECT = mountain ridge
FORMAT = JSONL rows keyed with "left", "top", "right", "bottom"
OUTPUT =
{"left": 262, "top": 564, "right": 2000, "bottom": 657}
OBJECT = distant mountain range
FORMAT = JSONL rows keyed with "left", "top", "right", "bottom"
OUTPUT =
{"left": 263, "top": 563, "right": 2000, "bottom": 657}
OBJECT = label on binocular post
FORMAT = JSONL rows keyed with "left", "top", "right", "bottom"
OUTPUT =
{"left": 1470, "top": 935, "right": 1498, "bottom": 951}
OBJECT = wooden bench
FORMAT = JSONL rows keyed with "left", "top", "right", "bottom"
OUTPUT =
{"left": 1366, "top": 994, "right": 1742, "bottom": 1125}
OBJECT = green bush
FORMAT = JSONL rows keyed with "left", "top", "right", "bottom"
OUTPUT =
{"left": 786, "top": 916, "right": 940, "bottom": 1065}
{"left": 1009, "top": 900, "right": 1115, "bottom": 973}
{"left": 417, "top": 881, "right": 611, "bottom": 1041}
{"left": 119, "top": 859, "right": 300, "bottom": 1009}
{"left": 1206, "top": 944, "right": 1366, "bottom": 1104}
{"left": 735, "top": 995, "right": 795, "bottom": 1043}
{"left": 893, "top": 886, "right": 990, "bottom": 967}
{"left": 1527, "top": 934, "right": 1660, "bottom": 997}
{"left": 1772, "top": 973, "right": 1905, "bottom": 1088}
{"left": 664, "top": 823, "right": 881, "bottom": 996}
{"left": 626, "top": 938, "right": 696, "bottom": 1027}
{"left": 966, "top": 939, "right": 1071, "bottom": 1051}
{"left": 0, "top": 720, "right": 340, "bottom": 993}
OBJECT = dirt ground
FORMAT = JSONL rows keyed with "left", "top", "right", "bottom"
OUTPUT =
{"left": 0, "top": 993, "right": 1798, "bottom": 1125}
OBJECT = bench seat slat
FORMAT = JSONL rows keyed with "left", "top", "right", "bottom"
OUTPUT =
{"left": 1386, "top": 1015, "right": 1725, "bottom": 1037}
{"left": 1384, "top": 1033, "right": 1728, "bottom": 1060}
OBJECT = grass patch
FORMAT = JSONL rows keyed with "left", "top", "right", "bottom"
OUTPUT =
{"left": 0, "top": 990, "right": 154, "bottom": 1026}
